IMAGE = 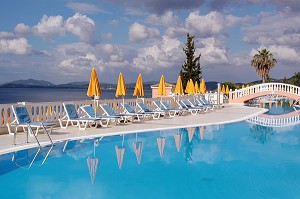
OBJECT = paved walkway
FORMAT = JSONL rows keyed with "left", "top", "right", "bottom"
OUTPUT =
{"left": 0, "top": 104, "right": 267, "bottom": 155}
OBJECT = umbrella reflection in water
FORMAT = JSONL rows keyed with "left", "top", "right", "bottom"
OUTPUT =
{"left": 115, "top": 134, "right": 125, "bottom": 169}
{"left": 86, "top": 138, "right": 101, "bottom": 185}
{"left": 157, "top": 131, "right": 166, "bottom": 158}
{"left": 200, "top": 126, "right": 205, "bottom": 140}
{"left": 187, "top": 127, "right": 195, "bottom": 142}
{"left": 133, "top": 133, "right": 143, "bottom": 164}
{"left": 174, "top": 130, "right": 183, "bottom": 152}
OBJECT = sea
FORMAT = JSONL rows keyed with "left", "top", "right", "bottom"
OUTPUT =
{"left": 0, "top": 88, "right": 152, "bottom": 104}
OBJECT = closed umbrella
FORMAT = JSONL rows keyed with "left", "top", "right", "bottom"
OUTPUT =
{"left": 174, "top": 76, "right": 184, "bottom": 101}
{"left": 225, "top": 85, "right": 229, "bottom": 95}
{"left": 133, "top": 74, "right": 144, "bottom": 98}
{"left": 87, "top": 68, "right": 101, "bottom": 117}
{"left": 221, "top": 85, "right": 225, "bottom": 94}
{"left": 116, "top": 72, "right": 127, "bottom": 105}
{"left": 195, "top": 81, "right": 199, "bottom": 94}
{"left": 200, "top": 79, "right": 206, "bottom": 94}
{"left": 185, "top": 79, "right": 190, "bottom": 94}
{"left": 158, "top": 75, "right": 166, "bottom": 101}
{"left": 186, "top": 79, "right": 195, "bottom": 95}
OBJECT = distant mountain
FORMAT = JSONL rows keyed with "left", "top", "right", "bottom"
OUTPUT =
{"left": 0, "top": 79, "right": 55, "bottom": 88}
{"left": 0, "top": 79, "right": 219, "bottom": 90}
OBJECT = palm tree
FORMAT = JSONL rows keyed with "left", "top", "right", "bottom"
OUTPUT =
{"left": 250, "top": 48, "right": 277, "bottom": 83}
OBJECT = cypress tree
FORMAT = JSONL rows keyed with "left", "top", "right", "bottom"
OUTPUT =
{"left": 180, "top": 33, "right": 202, "bottom": 90}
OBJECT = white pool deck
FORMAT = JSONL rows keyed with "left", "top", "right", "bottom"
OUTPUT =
{"left": 0, "top": 104, "right": 267, "bottom": 155}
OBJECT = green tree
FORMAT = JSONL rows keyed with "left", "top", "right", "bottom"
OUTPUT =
{"left": 180, "top": 33, "right": 202, "bottom": 90}
{"left": 289, "top": 72, "right": 300, "bottom": 87}
{"left": 250, "top": 48, "right": 277, "bottom": 83}
{"left": 222, "top": 81, "right": 238, "bottom": 90}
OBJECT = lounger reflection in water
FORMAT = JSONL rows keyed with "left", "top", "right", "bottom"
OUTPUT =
{"left": 59, "top": 103, "right": 102, "bottom": 130}
{"left": 80, "top": 105, "right": 121, "bottom": 127}
{"left": 8, "top": 105, "right": 56, "bottom": 137}
{"left": 99, "top": 104, "right": 139, "bottom": 124}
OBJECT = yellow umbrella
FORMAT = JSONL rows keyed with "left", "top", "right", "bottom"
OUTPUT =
{"left": 158, "top": 75, "right": 166, "bottom": 100}
{"left": 116, "top": 72, "right": 127, "bottom": 105}
{"left": 174, "top": 76, "right": 184, "bottom": 95}
{"left": 87, "top": 68, "right": 101, "bottom": 117}
{"left": 195, "top": 81, "right": 199, "bottom": 94}
{"left": 133, "top": 74, "right": 144, "bottom": 97}
{"left": 87, "top": 68, "right": 101, "bottom": 97}
{"left": 221, "top": 85, "right": 225, "bottom": 94}
{"left": 225, "top": 85, "right": 229, "bottom": 95}
{"left": 185, "top": 79, "right": 190, "bottom": 94}
{"left": 190, "top": 79, "right": 196, "bottom": 94}
{"left": 186, "top": 79, "right": 195, "bottom": 95}
{"left": 200, "top": 79, "right": 206, "bottom": 94}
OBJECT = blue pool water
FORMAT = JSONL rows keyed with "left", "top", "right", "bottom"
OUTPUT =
{"left": 1, "top": 120, "right": 300, "bottom": 199}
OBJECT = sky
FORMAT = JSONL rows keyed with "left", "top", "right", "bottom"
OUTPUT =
{"left": 0, "top": 0, "right": 299, "bottom": 84}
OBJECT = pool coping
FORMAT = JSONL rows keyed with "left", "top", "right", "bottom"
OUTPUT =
{"left": 0, "top": 104, "right": 268, "bottom": 155}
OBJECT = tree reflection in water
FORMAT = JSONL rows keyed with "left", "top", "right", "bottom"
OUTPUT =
{"left": 182, "top": 127, "right": 201, "bottom": 162}
{"left": 250, "top": 125, "right": 275, "bottom": 144}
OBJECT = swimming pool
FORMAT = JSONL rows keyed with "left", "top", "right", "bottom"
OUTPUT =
{"left": 1, "top": 118, "right": 300, "bottom": 199}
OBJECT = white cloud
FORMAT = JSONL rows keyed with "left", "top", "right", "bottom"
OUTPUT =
{"left": 132, "top": 36, "right": 183, "bottom": 72}
{"left": 101, "top": 33, "right": 112, "bottom": 40}
{"left": 0, "top": 38, "right": 32, "bottom": 55}
{"left": 128, "top": 22, "right": 160, "bottom": 42}
{"left": 32, "top": 15, "right": 65, "bottom": 38}
{"left": 14, "top": 23, "right": 31, "bottom": 35}
{"left": 13, "top": 13, "right": 96, "bottom": 43}
{"left": 111, "top": 20, "right": 119, "bottom": 25}
{"left": 65, "top": 13, "right": 96, "bottom": 43}
{"left": 186, "top": 11, "right": 250, "bottom": 37}
{"left": 146, "top": 11, "right": 181, "bottom": 26}
{"left": 66, "top": 2, "right": 111, "bottom": 14}
{"left": 242, "top": 8, "right": 300, "bottom": 47}
{"left": 196, "top": 37, "right": 228, "bottom": 65}
{"left": 0, "top": 32, "right": 14, "bottom": 38}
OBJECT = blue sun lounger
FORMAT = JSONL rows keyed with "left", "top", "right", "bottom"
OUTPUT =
{"left": 177, "top": 100, "right": 200, "bottom": 115}
{"left": 9, "top": 105, "right": 55, "bottom": 145}
{"left": 122, "top": 103, "right": 152, "bottom": 121}
{"left": 80, "top": 105, "right": 121, "bottom": 127}
{"left": 99, "top": 104, "right": 138, "bottom": 124}
{"left": 160, "top": 101, "right": 188, "bottom": 116}
{"left": 59, "top": 103, "right": 102, "bottom": 130}
{"left": 196, "top": 97, "right": 219, "bottom": 109}
{"left": 137, "top": 102, "right": 164, "bottom": 119}
{"left": 153, "top": 101, "right": 177, "bottom": 117}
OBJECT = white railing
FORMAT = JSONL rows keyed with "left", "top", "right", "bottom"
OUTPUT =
{"left": 229, "top": 83, "right": 300, "bottom": 101}
{"left": 0, "top": 96, "right": 185, "bottom": 133}
{"left": 0, "top": 92, "right": 223, "bottom": 134}
{"left": 247, "top": 112, "right": 300, "bottom": 127}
